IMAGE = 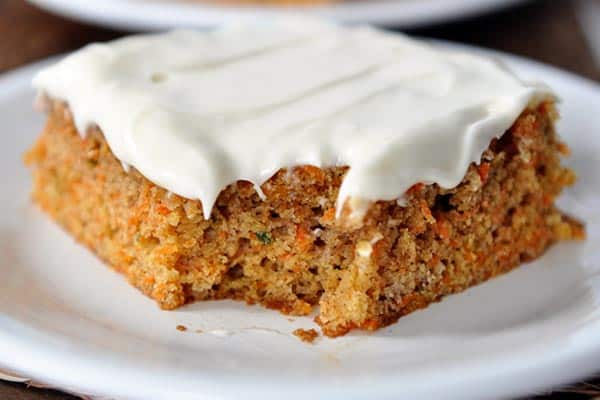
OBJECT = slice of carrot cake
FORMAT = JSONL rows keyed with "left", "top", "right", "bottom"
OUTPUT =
{"left": 25, "top": 19, "right": 584, "bottom": 337}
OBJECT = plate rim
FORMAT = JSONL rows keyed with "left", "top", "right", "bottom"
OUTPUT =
{"left": 1, "top": 42, "right": 600, "bottom": 400}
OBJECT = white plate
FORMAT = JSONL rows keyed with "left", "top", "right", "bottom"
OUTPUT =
{"left": 1, "top": 43, "right": 600, "bottom": 400}
{"left": 27, "top": 0, "right": 528, "bottom": 31}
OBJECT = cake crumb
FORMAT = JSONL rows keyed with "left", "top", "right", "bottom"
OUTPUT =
{"left": 293, "top": 328, "right": 319, "bottom": 344}
{"left": 176, "top": 324, "right": 188, "bottom": 332}
{"left": 195, "top": 329, "right": 204, "bottom": 334}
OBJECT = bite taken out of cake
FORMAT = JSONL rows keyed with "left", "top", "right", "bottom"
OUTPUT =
{"left": 25, "top": 19, "right": 584, "bottom": 337}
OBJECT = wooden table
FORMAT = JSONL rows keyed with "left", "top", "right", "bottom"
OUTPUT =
{"left": 1, "top": 0, "right": 599, "bottom": 399}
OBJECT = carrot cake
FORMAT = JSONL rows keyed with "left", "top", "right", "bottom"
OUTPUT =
{"left": 25, "top": 19, "right": 584, "bottom": 337}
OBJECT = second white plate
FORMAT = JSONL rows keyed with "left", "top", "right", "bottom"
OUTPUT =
{"left": 27, "top": 0, "right": 528, "bottom": 31}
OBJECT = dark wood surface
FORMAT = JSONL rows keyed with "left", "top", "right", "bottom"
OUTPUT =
{"left": 1, "top": 0, "right": 599, "bottom": 399}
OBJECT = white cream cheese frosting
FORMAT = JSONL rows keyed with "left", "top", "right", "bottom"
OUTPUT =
{"left": 33, "top": 18, "right": 552, "bottom": 219}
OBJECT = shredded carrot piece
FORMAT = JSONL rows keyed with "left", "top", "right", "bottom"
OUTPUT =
{"left": 398, "top": 293, "right": 417, "bottom": 308}
{"left": 361, "top": 319, "right": 380, "bottom": 331}
{"left": 321, "top": 208, "right": 336, "bottom": 223}
{"left": 157, "top": 204, "right": 170, "bottom": 215}
{"left": 464, "top": 251, "right": 477, "bottom": 262}
{"left": 427, "top": 255, "right": 441, "bottom": 268}
{"left": 435, "top": 219, "right": 450, "bottom": 241}
{"left": 143, "top": 276, "right": 156, "bottom": 286}
{"left": 295, "top": 225, "right": 311, "bottom": 251}
{"left": 477, "top": 162, "right": 490, "bottom": 183}
{"left": 406, "top": 182, "right": 424, "bottom": 196}
{"left": 419, "top": 200, "right": 435, "bottom": 224}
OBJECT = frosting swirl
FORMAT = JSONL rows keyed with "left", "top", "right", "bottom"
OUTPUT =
{"left": 34, "top": 18, "right": 551, "bottom": 218}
